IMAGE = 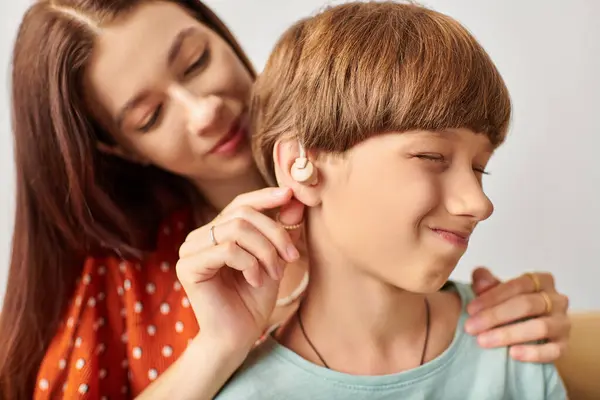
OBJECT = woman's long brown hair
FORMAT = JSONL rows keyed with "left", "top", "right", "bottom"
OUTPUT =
{"left": 0, "top": 1, "right": 254, "bottom": 398}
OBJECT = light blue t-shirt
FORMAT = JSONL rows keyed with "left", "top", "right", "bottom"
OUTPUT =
{"left": 215, "top": 282, "right": 567, "bottom": 399}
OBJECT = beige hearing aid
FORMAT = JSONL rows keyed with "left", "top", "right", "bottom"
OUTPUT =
{"left": 291, "top": 141, "right": 318, "bottom": 185}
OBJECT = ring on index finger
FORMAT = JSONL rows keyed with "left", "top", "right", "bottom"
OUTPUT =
{"left": 209, "top": 225, "right": 218, "bottom": 246}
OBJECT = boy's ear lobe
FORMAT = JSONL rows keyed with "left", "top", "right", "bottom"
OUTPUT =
{"left": 272, "top": 138, "right": 322, "bottom": 207}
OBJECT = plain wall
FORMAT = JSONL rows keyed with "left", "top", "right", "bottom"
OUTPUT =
{"left": 0, "top": 0, "right": 598, "bottom": 309}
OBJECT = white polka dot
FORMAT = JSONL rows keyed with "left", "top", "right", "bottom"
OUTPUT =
{"left": 132, "top": 347, "right": 142, "bottom": 359}
{"left": 134, "top": 301, "right": 143, "bottom": 313}
{"left": 39, "top": 379, "right": 49, "bottom": 391}
{"left": 101, "top": 397, "right": 108, "bottom": 400}
{"left": 119, "top": 261, "right": 127, "bottom": 273}
{"left": 58, "top": 359, "right": 66, "bottom": 370}
{"left": 74, "top": 337, "right": 82, "bottom": 348}
{"left": 120, "top": 308, "right": 127, "bottom": 317}
{"left": 173, "top": 281, "right": 182, "bottom": 291}
{"left": 75, "top": 358, "right": 85, "bottom": 370}
{"left": 87, "top": 297, "right": 96, "bottom": 307}
{"left": 163, "top": 226, "right": 171, "bottom": 235}
{"left": 62, "top": 383, "right": 67, "bottom": 392}
{"left": 96, "top": 343, "right": 105, "bottom": 354}
{"left": 99, "top": 369, "right": 107, "bottom": 379}
{"left": 78, "top": 384, "right": 88, "bottom": 394}
{"left": 97, "top": 292, "right": 105, "bottom": 301}
{"left": 124, "top": 279, "right": 131, "bottom": 291}
{"left": 147, "top": 325, "right": 156, "bottom": 336}
{"left": 181, "top": 297, "right": 190, "bottom": 308}
{"left": 117, "top": 287, "right": 124, "bottom": 296}
{"left": 175, "top": 321, "right": 184, "bottom": 333}
{"left": 160, "top": 303, "right": 170, "bottom": 315}
{"left": 121, "top": 332, "right": 128, "bottom": 343}
{"left": 177, "top": 221, "right": 185, "bottom": 230}
{"left": 146, "top": 283, "right": 156, "bottom": 294}
{"left": 122, "top": 359, "right": 129, "bottom": 368}
{"left": 161, "top": 262, "right": 170, "bottom": 272}
{"left": 122, "top": 386, "right": 128, "bottom": 394}
{"left": 75, "top": 296, "right": 82, "bottom": 306}
{"left": 162, "top": 345, "right": 173, "bottom": 357}
{"left": 98, "top": 265, "right": 106, "bottom": 275}
{"left": 128, "top": 370, "right": 133, "bottom": 380}
{"left": 136, "top": 263, "right": 142, "bottom": 271}
{"left": 94, "top": 318, "right": 105, "bottom": 331}
{"left": 82, "top": 275, "right": 91, "bottom": 285}
{"left": 67, "top": 317, "right": 74, "bottom": 328}
{"left": 148, "top": 368, "right": 158, "bottom": 381}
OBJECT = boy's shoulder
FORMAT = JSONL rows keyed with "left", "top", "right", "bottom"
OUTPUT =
{"left": 215, "top": 281, "right": 567, "bottom": 400}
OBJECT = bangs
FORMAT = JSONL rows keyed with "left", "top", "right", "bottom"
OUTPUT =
{"left": 252, "top": 2, "right": 511, "bottom": 183}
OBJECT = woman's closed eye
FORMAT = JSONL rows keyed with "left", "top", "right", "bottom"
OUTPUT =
{"left": 137, "top": 104, "right": 163, "bottom": 133}
{"left": 135, "top": 49, "right": 210, "bottom": 133}
{"left": 184, "top": 48, "right": 210, "bottom": 77}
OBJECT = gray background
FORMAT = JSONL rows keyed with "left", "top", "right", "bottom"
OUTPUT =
{"left": 1, "top": 0, "right": 598, "bottom": 309}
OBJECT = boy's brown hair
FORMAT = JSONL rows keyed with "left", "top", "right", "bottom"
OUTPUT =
{"left": 251, "top": 1, "right": 511, "bottom": 185}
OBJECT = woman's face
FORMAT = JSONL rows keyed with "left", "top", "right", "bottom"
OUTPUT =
{"left": 85, "top": 1, "right": 255, "bottom": 183}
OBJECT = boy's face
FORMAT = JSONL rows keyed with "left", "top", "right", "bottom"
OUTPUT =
{"left": 308, "top": 128, "right": 495, "bottom": 292}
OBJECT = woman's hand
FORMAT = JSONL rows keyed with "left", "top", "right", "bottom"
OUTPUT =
{"left": 176, "top": 187, "right": 304, "bottom": 353}
{"left": 465, "top": 267, "right": 571, "bottom": 363}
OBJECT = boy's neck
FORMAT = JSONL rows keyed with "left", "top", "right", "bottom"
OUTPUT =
{"left": 276, "top": 221, "right": 461, "bottom": 375}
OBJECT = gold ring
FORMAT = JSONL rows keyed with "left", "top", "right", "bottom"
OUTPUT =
{"left": 525, "top": 272, "right": 541, "bottom": 292}
{"left": 275, "top": 212, "right": 303, "bottom": 230}
{"left": 540, "top": 291, "right": 553, "bottom": 314}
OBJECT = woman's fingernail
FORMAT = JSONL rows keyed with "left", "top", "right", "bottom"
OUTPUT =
{"left": 287, "top": 245, "right": 299, "bottom": 260}
{"left": 465, "top": 319, "right": 479, "bottom": 334}
{"left": 467, "top": 301, "right": 482, "bottom": 315}
{"left": 478, "top": 332, "right": 498, "bottom": 347}
{"left": 510, "top": 347, "right": 523, "bottom": 359}
{"left": 273, "top": 188, "right": 290, "bottom": 197}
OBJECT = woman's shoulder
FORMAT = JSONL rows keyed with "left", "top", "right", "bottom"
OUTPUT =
{"left": 35, "top": 208, "right": 199, "bottom": 398}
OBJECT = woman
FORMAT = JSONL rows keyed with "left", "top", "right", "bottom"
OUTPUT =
{"left": 0, "top": 0, "right": 570, "bottom": 399}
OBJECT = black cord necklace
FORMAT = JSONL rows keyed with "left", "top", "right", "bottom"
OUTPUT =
{"left": 296, "top": 296, "right": 431, "bottom": 369}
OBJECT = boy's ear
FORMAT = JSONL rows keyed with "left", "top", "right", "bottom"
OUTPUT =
{"left": 273, "top": 138, "right": 322, "bottom": 207}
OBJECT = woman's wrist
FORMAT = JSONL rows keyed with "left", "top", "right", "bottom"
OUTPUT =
{"left": 136, "top": 333, "right": 251, "bottom": 400}
{"left": 172, "top": 333, "right": 251, "bottom": 399}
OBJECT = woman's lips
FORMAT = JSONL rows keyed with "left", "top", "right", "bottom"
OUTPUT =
{"left": 209, "top": 120, "right": 246, "bottom": 156}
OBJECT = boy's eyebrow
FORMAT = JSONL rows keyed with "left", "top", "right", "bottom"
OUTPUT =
{"left": 407, "top": 129, "right": 494, "bottom": 153}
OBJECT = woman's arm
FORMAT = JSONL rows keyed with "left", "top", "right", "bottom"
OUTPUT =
{"left": 135, "top": 335, "right": 249, "bottom": 400}
{"left": 137, "top": 188, "right": 303, "bottom": 399}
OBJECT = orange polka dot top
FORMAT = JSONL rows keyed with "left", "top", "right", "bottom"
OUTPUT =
{"left": 34, "top": 209, "right": 199, "bottom": 399}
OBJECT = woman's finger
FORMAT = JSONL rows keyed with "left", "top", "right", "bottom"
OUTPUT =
{"left": 471, "top": 266, "right": 502, "bottom": 295}
{"left": 181, "top": 207, "right": 298, "bottom": 266}
{"left": 176, "top": 241, "right": 263, "bottom": 288}
{"left": 474, "top": 315, "right": 571, "bottom": 349}
{"left": 509, "top": 340, "right": 569, "bottom": 363}
{"left": 465, "top": 292, "right": 568, "bottom": 334}
{"left": 227, "top": 206, "right": 299, "bottom": 262}
{"left": 222, "top": 187, "right": 293, "bottom": 214}
{"left": 467, "top": 272, "right": 556, "bottom": 315}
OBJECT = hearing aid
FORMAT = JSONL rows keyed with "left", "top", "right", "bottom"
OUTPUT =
{"left": 291, "top": 141, "right": 318, "bottom": 185}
